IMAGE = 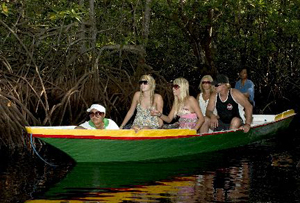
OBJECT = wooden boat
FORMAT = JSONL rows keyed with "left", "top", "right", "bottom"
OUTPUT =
{"left": 25, "top": 109, "right": 296, "bottom": 163}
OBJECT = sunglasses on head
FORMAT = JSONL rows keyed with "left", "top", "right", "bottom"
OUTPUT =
{"left": 202, "top": 81, "right": 211, "bottom": 85}
{"left": 139, "top": 80, "right": 148, "bottom": 85}
{"left": 172, "top": 84, "right": 180, "bottom": 90}
{"left": 89, "top": 111, "right": 105, "bottom": 118}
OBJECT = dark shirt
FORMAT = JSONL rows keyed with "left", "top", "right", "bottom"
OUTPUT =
{"left": 216, "top": 89, "right": 241, "bottom": 124}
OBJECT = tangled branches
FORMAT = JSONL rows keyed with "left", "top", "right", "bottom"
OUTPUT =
{"left": 0, "top": 61, "right": 173, "bottom": 149}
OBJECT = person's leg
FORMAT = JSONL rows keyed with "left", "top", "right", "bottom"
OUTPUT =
{"left": 214, "top": 119, "right": 230, "bottom": 131}
{"left": 230, "top": 117, "right": 242, "bottom": 129}
{"left": 199, "top": 116, "right": 210, "bottom": 133}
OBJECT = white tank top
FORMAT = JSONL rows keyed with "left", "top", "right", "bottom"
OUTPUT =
{"left": 198, "top": 93, "right": 217, "bottom": 116}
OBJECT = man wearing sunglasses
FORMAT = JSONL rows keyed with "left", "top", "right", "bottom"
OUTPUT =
{"left": 76, "top": 104, "right": 119, "bottom": 129}
{"left": 205, "top": 74, "right": 253, "bottom": 133}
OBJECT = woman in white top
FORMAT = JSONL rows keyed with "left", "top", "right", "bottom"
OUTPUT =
{"left": 197, "top": 75, "right": 216, "bottom": 133}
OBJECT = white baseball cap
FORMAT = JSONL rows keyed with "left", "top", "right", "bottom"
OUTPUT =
{"left": 86, "top": 104, "right": 106, "bottom": 113}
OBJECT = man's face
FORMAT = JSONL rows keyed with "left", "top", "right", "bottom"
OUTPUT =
{"left": 89, "top": 109, "right": 105, "bottom": 124}
{"left": 214, "top": 83, "right": 224, "bottom": 93}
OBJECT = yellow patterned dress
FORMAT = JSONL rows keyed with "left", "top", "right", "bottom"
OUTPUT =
{"left": 132, "top": 103, "right": 160, "bottom": 129}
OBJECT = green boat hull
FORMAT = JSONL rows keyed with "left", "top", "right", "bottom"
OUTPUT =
{"left": 36, "top": 116, "right": 293, "bottom": 162}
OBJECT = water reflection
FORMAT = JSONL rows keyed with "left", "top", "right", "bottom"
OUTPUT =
{"left": 25, "top": 152, "right": 253, "bottom": 202}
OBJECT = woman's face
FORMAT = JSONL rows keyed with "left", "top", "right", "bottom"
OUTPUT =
{"left": 139, "top": 80, "right": 150, "bottom": 92}
{"left": 172, "top": 84, "right": 180, "bottom": 96}
{"left": 202, "top": 79, "right": 212, "bottom": 91}
{"left": 239, "top": 69, "right": 248, "bottom": 80}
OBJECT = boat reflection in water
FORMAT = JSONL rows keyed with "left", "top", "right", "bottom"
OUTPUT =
{"left": 25, "top": 151, "right": 251, "bottom": 202}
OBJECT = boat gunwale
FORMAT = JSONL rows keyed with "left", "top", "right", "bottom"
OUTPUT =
{"left": 26, "top": 112, "right": 296, "bottom": 141}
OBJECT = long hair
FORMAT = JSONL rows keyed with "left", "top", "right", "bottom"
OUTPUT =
{"left": 198, "top": 75, "right": 214, "bottom": 93}
{"left": 138, "top": 74, "right": 156, "bottom": 106}
{"left": 173, "top": 77, "right": 189, "bottom": 117}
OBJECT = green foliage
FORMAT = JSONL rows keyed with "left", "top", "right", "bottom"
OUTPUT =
{"left": 1, "top": 2, "right": 9, "bottom": 16}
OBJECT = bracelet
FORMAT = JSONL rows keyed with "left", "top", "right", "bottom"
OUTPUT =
{"left": 157, "top": 112, "right": 162, "bottom": 117}
{"left": 245, "top": 123, "right": 251, "bottom": 127}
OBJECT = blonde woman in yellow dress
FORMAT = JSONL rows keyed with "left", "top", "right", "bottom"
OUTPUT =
{"left": 151, "top": 77, "right": 204, "bottom": 132}
{"left": 120, "top": 74, "right": 163, "bottom": 130}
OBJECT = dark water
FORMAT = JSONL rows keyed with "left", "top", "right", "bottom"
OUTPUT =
{"left": 1, "top": 126, "right": 300, "bottom": 203}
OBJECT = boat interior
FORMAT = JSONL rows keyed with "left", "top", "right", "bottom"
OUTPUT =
{"left": 26, "top": 110, "right": 295, "bottom": 133}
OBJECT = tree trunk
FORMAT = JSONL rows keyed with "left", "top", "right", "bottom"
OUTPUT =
{"left": 89, "top": 0, "right": 97, "bottom": 69}
{"left": 143, "top": 0, "right": 152, "bottom": 47}
{"left": 79, "top": 0, "right": 87, "bottom": 54}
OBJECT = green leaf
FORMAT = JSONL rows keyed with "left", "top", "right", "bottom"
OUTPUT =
{"left": 1, "top": 3, "right": 9, "bottom": 16}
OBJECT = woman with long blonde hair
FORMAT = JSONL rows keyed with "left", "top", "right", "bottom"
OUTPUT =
{"left": 197, "top": 75, "right": 216, "bottom": 133}
{"left": 152, "top": 77, "right": 204, "bottom": 131}
{"left": 120, "top": 74, "right": 163, "bottom": 130}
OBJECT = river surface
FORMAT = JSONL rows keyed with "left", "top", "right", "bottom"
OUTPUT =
{"left": 1, "top": 125, "right": 300, "bottom": 203}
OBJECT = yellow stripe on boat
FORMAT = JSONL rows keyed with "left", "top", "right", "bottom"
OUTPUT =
{"left": 25, "top": 127, "right": 197, "bottom": 138}
{"left": 275, "top": 109, "right": 295, "bottom": 121}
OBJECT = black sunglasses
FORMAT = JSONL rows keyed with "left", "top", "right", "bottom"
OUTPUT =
{"left": 202, "top": 81, "right": 211, "bottom": 85}
{"left": 89, "top": 111, "right": 105, "bottom": 117}
{"left": 139, "top": 80, "right": 148, "bottom": 85}
{"left": 214, "top": 83, "right": 222, "bottom": 87}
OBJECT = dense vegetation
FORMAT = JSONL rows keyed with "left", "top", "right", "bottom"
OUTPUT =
{"left": 1, "top": 0, "right": 299, "bottom": 149}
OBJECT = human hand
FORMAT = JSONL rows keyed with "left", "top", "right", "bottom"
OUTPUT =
{"left": 132, "top": 125, "right": 140, "bottom": 133}
{"left": 242, "top": 123, "right": 251, "bottom": 133}
{"left": 150, "top": 109, "right": 160, "bottom": 116}
{"left": 210, "top": 117, "right": 218, "bottom": 129}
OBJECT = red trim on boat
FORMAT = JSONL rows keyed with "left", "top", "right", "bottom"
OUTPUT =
{"left": 30, "top": 115, "right": 293, "bottom": 140}
{"left": 31, "top": 134, "right": 200, "bottom": 140}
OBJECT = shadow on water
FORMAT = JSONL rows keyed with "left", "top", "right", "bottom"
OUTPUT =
{"left": 0, "top": 144, "right": 73, "bottom": 203}
{"left": 37, "top": 151, "right": 229, "bottom": 198}
{"left": 1, "top": 121, "right": 300, "bottom": 203}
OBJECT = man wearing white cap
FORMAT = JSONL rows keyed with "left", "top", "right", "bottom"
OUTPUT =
{"left": 76, "top": 104, "right": 119, "bottom": 129}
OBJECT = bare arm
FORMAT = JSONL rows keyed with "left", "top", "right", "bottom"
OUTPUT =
{"left": 232, "top": 89, "right": 253, "bottom": 132}
{"left": 120, "top": 92, "right": 139, "bottom": 128}
{"left": 206, "top": 92, "right": 217, "bottom": 119}
{"left": 189, "top": 96, "right": 204, "bottom": 131}
{"left": 152, "top": 103, "right": 175, "bottom": 123}
{"left": 196, "top": 93, "right": 200, "bottom": 101}
{"left": 159, "top": 104, "right": 175, "bottom": 123}
{"left": 247, "top": 81, "right": 255, "bottom": 102}
{"left": 206, "top": 92, "right": 218, "bottom": 129}
{"left": 243, "top": 92, "right": 250, "bottom": 98}
{"left": 155, "top": 94, "right": 164, "bottom": 127}
{"left": 75, "top": 126, "right": 85, "bottom": 129}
